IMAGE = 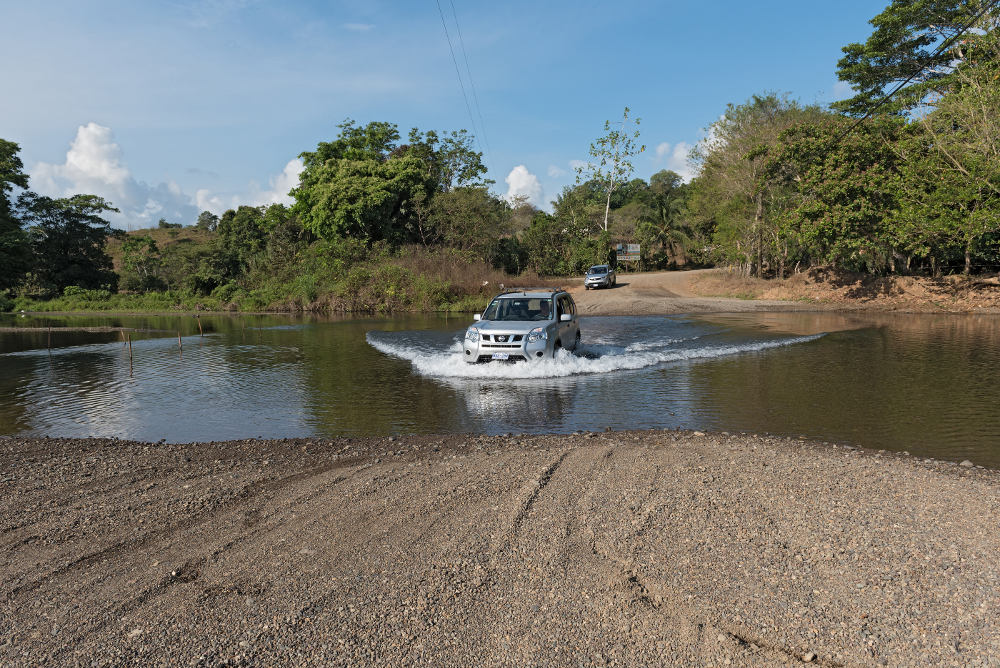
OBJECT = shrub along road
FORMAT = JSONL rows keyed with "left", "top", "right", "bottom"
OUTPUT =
{"left": 2, "top": 431, "right": 998, "bottom": 666}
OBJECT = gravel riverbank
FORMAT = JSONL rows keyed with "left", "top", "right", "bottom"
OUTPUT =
{"left": 2, "top": 431, "right": 998, "bottom": 666}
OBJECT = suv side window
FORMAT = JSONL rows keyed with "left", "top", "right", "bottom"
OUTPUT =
{"left": 557, "top": 295, "right": 573, "bottom": 318}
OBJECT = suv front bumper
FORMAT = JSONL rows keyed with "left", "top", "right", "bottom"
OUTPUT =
{"left": 463, "top": 331, "right": 553, "bottom": 363}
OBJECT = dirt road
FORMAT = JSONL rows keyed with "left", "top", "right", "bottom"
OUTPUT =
{"left": 567, "top": 269, "right": 816, "bottom": 316}
{"left": 2, "top": 432, "right": 998, "bottom": 666}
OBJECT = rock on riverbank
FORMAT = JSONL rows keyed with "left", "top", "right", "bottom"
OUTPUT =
{"left": 1, "top": 431, "right": 998, "bottom": 666}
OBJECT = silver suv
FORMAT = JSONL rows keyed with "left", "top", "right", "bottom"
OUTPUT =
{"left": 464, "top": 288, "right": 581, "bottom": 363}
{"left": 584, "top": 264, "right": 616, "bottom": 289}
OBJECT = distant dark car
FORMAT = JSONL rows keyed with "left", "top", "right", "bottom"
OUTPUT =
{"left": 584, "top": 264, "right": 616, "bottom": 289}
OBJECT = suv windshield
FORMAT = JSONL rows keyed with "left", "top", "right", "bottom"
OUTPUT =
{"left": 482, "top": 297, "right": 553, "bottom": 322}
{"left": 588, "top": 265, "right": 608, "bottom": 275}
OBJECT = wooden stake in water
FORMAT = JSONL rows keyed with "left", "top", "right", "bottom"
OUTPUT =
{"left": 178, "top": 331, "right": 183, "bottom": 359}
{"left": 196, "top": 315, "right": 203, "bottom": 337}
{"left": 47, "top": 326, "right": 51, "bottom": 350}
{"left": 127, "top": 332, "right": 133, "bottom": 376}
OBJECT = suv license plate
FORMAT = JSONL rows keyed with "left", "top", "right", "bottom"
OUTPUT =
{"left": 491, "top": 352, "right": 510, "bottom": 360}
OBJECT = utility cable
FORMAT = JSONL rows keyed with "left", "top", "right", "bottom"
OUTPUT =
{"left": 435, "top": 0, "right": 486, "bottom": 162}
{"left": 449, "top": 0, "right": 493, "bottom": 175}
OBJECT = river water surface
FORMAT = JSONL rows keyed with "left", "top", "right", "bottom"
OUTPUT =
{"left": 2, "top": 311, "right": 999, "bottom": 467}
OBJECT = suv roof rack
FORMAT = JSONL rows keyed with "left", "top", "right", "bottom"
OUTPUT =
{"left": 499, "top": 287, "right": 563, "bottom": 295}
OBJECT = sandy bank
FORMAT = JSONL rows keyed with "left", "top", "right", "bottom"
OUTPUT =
{"left": 2, "top": 431, "right": 998, "bottom": 666}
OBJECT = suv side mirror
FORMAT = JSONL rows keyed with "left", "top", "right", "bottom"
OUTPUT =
{"left": 473, "top": 314, "right": 481, "bottom": 321}
{"left": 560, "top": 313, "right": 571, "bottom": 322}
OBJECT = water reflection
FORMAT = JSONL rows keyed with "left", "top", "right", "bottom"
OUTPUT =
{"left": 2, "top": 311, "right": 1000, "bottom": 467}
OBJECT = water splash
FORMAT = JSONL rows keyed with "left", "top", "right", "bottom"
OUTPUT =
{"left": 366, "top": 330, "right": 823, "bottom": 379}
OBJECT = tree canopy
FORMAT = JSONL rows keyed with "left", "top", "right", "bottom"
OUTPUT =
{"left": 834, "top": 0, "right": 999, "bottom": 116}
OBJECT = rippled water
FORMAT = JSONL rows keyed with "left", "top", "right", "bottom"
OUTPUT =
{"left": 2, "top": 311, "right": 999, "bottom": 467}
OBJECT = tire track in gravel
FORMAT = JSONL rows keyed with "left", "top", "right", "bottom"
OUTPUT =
{"left": 508, "top": 450, "right": 570, "bottom": 538}
{"left": 2, "top": 461, "right": 353, "bottom": 602}
{"left": 44, "top": 466, "right": 365, "bottom": 663}
{"left": 577, "top": 440, "right": 840, "bottom": 666}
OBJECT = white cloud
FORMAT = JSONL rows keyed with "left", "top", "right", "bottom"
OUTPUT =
{"left": 31, "top": 123, "right": 304, "bottom": 227}
{"left": 568, "top": 159, "right": 588, "bottom": 172}
{"left": 32, "top": 123, "right": 198, "bottom": 229}
{"left": 195, "top": 158, "right": 303, "bottom": 215}
{"left": 250, "top": 158, "right": 304, "bottom": 206}
{"left": 653, "top": 141, "right": 696, "bottom": 182}
{"left": 547, "top": 165, "right": 566, "bottom": 178}
{"left": 504, "top": 165, "right": 544, "bottom": 208}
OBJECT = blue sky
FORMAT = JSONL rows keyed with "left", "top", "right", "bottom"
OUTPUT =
{"left": 1, "top": 0, "right": 886, "bottom": 228}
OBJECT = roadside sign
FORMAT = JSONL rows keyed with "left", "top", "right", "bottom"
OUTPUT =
{"left": 616, "top": 243, "right": 640, "bottom": 262}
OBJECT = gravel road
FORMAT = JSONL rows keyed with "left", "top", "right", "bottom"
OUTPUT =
{"left": 2, "top": 431, "right": 998, "bottom": 666}
{"left": 568, "top": 269, "right": 819, "bottom": 316}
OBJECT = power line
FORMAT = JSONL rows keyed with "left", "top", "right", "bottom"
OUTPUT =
{"left": 435, "top": 0, "right": 488, "bottom": 167}
{"left": 448, "top": 0, "right": 493, "bottom": 174}
{"left": 835, "top": 0, "right": 999, "bottom": 143}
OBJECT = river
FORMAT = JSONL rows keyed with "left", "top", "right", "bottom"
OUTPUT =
{"left": 2, "top": 310, "right": 999, "bottom": 467}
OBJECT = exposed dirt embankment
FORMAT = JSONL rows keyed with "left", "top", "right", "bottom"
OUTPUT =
{"left": 567, "top": 268, "right": 1000, "bottom": 316}
{"left": 2, "top": 432, "right": 998, "bottom": 666}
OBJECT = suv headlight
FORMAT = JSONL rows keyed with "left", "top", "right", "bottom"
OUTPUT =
{"left": 465, "top": 328, "right": 480, "bottom": 343}
{"left": 527, "top": 327, "right": 547, "bottom": 342}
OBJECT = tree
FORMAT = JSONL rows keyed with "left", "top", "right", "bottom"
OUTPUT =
{"left": 688, "top": 94, "right": 826, "bottom": 276}
{"left": 0, "top": 139, "right": 31, "bottom": 291}
{"left": 120, "top": 235, "right": 163, "bottom": 292}
{"left": 405, "top": 128, "right": 490, "bottom": 192}
{"left": 833, "top": 0, "right": 999, "bottom": 116}
{"left": 427, "top": 187, "right": 511, "bottom": 264}
{"left": 292, "top": 155, "right": 428, "bottom": 242}
{"left": 771, "top": 115, "right": 907, "bottom": 273}
{"left": 635, "top": 170, "right": 691, "bottom": 267}
{"left": 575, "top": 107, "right": 646, "bottom": 232}
{"left": 894, "top": 31, "right": 1000, "bottom": 273}
{"left": 300, "top": 119, "right": 401, "bottom": 167}
{"left": 17, "top": 193, "right": 118, "bottom": 295}
{"left": 195, "top": 210, "right": 219, "bottom": 232}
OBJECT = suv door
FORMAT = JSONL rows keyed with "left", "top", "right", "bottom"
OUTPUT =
{"left": 556, "top": 294, "right": 579, "bottom": 349}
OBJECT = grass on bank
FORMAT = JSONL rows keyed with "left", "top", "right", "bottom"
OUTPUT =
{"left": 6, "top": 245, "right": 561, "bottom": 314}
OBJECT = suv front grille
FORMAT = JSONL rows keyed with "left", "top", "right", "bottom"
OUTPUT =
{"left": 482, "top": 334, "right": 523, "bottom": 342}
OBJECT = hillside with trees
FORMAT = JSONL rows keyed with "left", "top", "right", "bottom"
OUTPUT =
{"left": 1, "top": 0, "right": 997, "bottom": 313}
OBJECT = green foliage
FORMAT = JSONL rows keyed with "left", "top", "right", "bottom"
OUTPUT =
{"left": 773, "top": 115, "right": 907, "bottom": 273}
{"left": 293, "top": 155, "right": 429, "bottom": 242}
{"left": 0, "top": 139, "right": 31, "bottom": 291}
{"left": 575, "top": 107, "right": 646, "bottom": 231}
{"left": 635, "top": 170, "right": 692, "bottom": 268}
{"left": 196, "top": 210, "right": 219, "bottom": 231}
{"left": 894, "top": 32, "right": 1000, "bottom": 273}
{"left": 427, "top": 187, "right": 512, "bottom": 264}
{"left": 687, "top": 93, "right": 828, "bottom": 276}
{"left": 120, "top": 235, "right": 164, "bottom": 292}
{"left": 405, "top": 128, "right": 491, "bottom": 192}
{"left": 17, "top": 192, "right": 119, "bottom": 296}
{"left": 833, "top": 0, "right": 998, "bottom": 116}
